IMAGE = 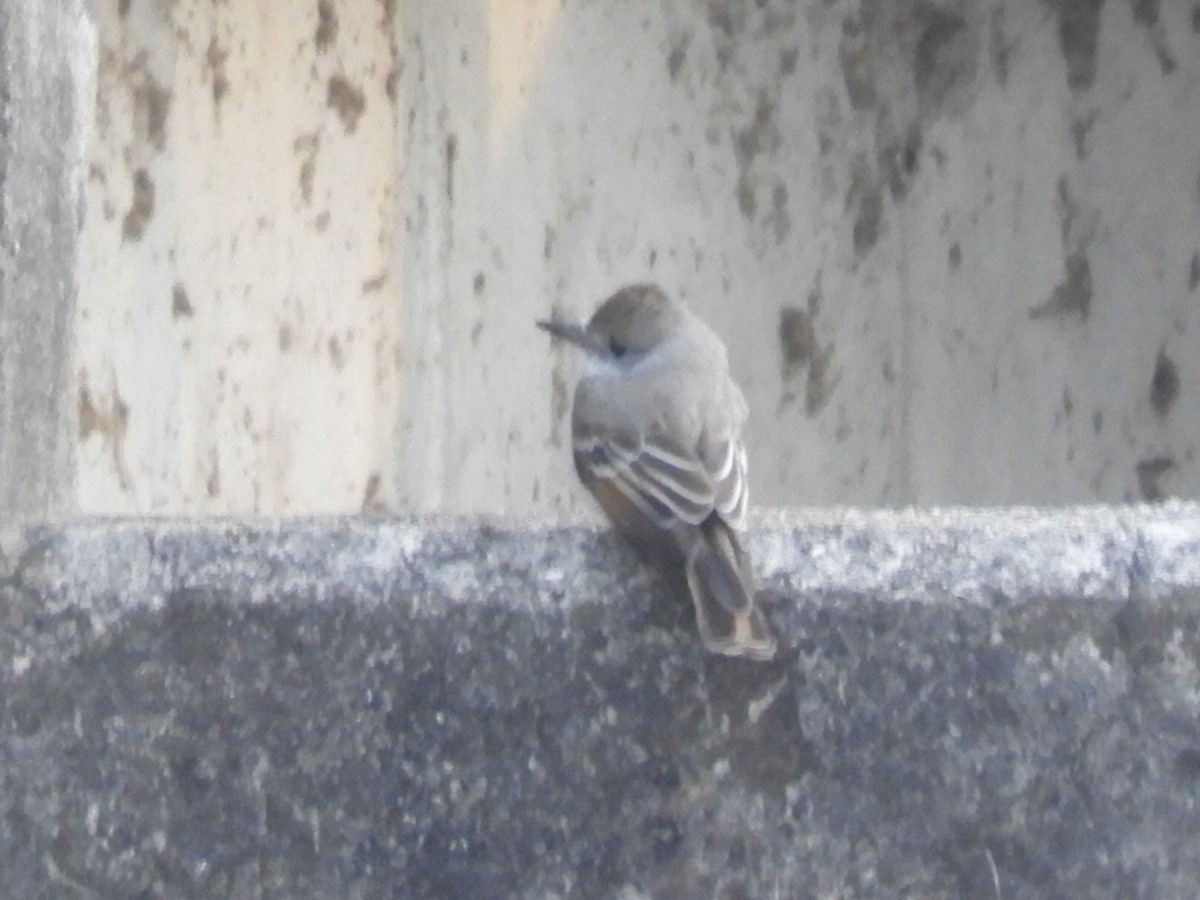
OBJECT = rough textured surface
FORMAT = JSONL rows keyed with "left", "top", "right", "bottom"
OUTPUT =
{"left": 3, "top": 507, "right": 1199, "bottom": 898}
{"left": 0, "top": 0, "right": 91, "bottom": 519}
{"left": 3, "top": 0, "right": 1192, "bottom": 518}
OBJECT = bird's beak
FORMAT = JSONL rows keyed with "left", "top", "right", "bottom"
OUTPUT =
{"left": 536, "top": 318, "right": 605, "bottom": 355}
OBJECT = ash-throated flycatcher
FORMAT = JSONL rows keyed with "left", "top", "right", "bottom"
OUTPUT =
{"left": 538, "top": 284, "right": 776, "bottom": 661}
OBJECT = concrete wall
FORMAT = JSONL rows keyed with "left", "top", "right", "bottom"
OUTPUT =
{"left": 3, "top": 0, "right": 1200, "bottom": 518}
{"left": 3, "top": 510, "right": 1200, "bottom": 896}
{"left": 0, "top": 0, "right": 93, "bottom": 520}
{"left": 76, "top": 0, "right": 402, "bottom": 514}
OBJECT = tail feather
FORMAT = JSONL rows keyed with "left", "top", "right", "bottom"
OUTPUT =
{"left": 685, "top": 520, "right": 776, "bottom": 661}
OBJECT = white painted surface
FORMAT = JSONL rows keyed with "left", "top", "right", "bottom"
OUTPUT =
{"left": 61, "top": 0, "right": 1200, "bottom": 515}
{"left": 76, "top": 0, "right": 401, "bottom": 513}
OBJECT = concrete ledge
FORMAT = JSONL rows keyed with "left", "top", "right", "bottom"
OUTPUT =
{"left": 2, "top": 506, "right": 1199, "bottom": 897}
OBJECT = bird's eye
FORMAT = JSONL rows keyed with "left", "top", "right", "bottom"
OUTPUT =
{"left": 609, "top": 338, "right": 628, "bottom": 358}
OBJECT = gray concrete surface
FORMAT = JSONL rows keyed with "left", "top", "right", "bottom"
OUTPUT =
{"left": 3, "top": 505, "right": 1199, "bottom": 897}
{"left": 4, "top": 0, "right": 1199, "bottom": 519}
{"left": 0, "top": 0, "right": 93, "bottom": 520}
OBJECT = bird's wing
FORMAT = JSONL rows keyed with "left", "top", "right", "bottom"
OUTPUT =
{"left": 699, "top": 432, "right": 749, "bottom": 530}
{"left": 573, "top": 428, "right": 715, "bottom": 529}
{"left": 574, "top": 424, "right": 750, "bottom": 532}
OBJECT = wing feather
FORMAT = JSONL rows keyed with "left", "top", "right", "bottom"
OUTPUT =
{"left": 575, "top": 426, "right": 748, "bottom": 530}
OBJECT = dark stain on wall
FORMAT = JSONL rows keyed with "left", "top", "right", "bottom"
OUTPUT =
{"left": 667, "top": 35, "right": 688, "bottom": 81}
{"left": 1132, "top": 0, "right": 1159, "bottom": 26}
{"left": 948, "top": 242, "right": 962, "bottom": 271}
{"left": 445, "top": 133, "right": 457, "bottom": 204}
{"left": 1188, "top": 251, "right": 1199, "bottom": 291}
{"left": 1136, "top": 456, "right": 1175, "bottom": 501}
{"left": 989, "top": 8, "right": 1012, "bottom": 85}
{"left": 172, "top": 283, "right": 194, "bottom": 319}
{"left": 316, "top": 0, "right": 339, "bottom": 53}
{"left": 295, "top": 133, "right": 320, "bottom": 204}
{"left": 1055, "top": 175, "right": 1078, "bottom": 243}
{"left": 853, "top": 188, "right": 882, "bottom": 255}
{"left": 882, "top": 124, "right": 922, "bottom": 200}
{"left": 732, "top": 92, "right": 779, "bottom": 221}
{"left": 1030, "top": 250, "right": 1092, "bottom": 320}
{"left": 385, "top": 64, "right": 402, "bottom": 103}
{"left": 78, "top": 381, "right": 131, "bottom": 491}
{"left": 779, "top": 46, "right": 799, "bottom": 77}
{"left": 1149, "top": 350, "right": 1179, "bottom": 416}
{"left": 779, "top": 285, "right": 835, "bottom": 417}
{"left": 1031, "top": 177, "right": 1092, "bottom": 319}
{"left": 914, "top": 5, "right": 974, "bottom": 112}
{"left": 327, "top": 75, "right": 366, "bottom": 134}
{"left": 122, "top": 168, "right": 155, "bottom": 241}
{"left": 838, "top": 14, "right": 878, "bottom": 111}
{"left": 1043, "top": 0, "right": 1105, "bottom": 92}
{"left": 848, "top": 159, "right": 883, "bottom": 257}
{"left": 1071, "top": 112, "right": 1096, "bottom": 159}
{"left": 381, "top": 0, "right": 398, "bottom": 30}
{"left": 1131, "top": 0, "right": 1176, "bottom": 74}
{"left": 361, "top": 472, "right": 385, "bottom": 513}
{"left": 207, "top": 38, "right": 230, "bottom": 107}
{"left": 206, "top": 450, "right": 221, "bottom": 498}
{"left": 768, "top": 183, "right": 791, "bottom": 244}
{"left": 134, "top": 74, "right": 172, "bottom": 151}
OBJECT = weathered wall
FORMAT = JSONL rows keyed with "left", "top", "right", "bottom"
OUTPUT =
{"left": 2, "top": 508, "right": 1199, "bottom": 897}
{"left": 75, "top": 0, "right": 402, "bottom": 513}
{"left": 0, "top": 0, "right": 94, "bottom": 520}
{"left": 4, "top": 0, "right": 1200, "bottom": 518}
{"left": 396, "top": 0, "right": 1200, "bottom": 514}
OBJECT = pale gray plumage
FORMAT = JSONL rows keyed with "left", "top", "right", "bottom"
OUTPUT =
{"left": 538, "top": 284, "right": 775, "bottom": 661}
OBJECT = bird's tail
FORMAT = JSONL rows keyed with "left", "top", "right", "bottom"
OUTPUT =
{"left": 685, "top": 518, "right": 776, "bottom": 661}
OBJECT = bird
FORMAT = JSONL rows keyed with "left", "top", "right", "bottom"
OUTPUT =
{"left": 538, "top": 283, "right": 776, "bottom": 661}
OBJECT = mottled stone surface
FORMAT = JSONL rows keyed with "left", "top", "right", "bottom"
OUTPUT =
{"left": 2, "top": 509, "right": 1199, "bottom": 898}
{"left": 0, "top": 0, "right": 91, "bottom": 519}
